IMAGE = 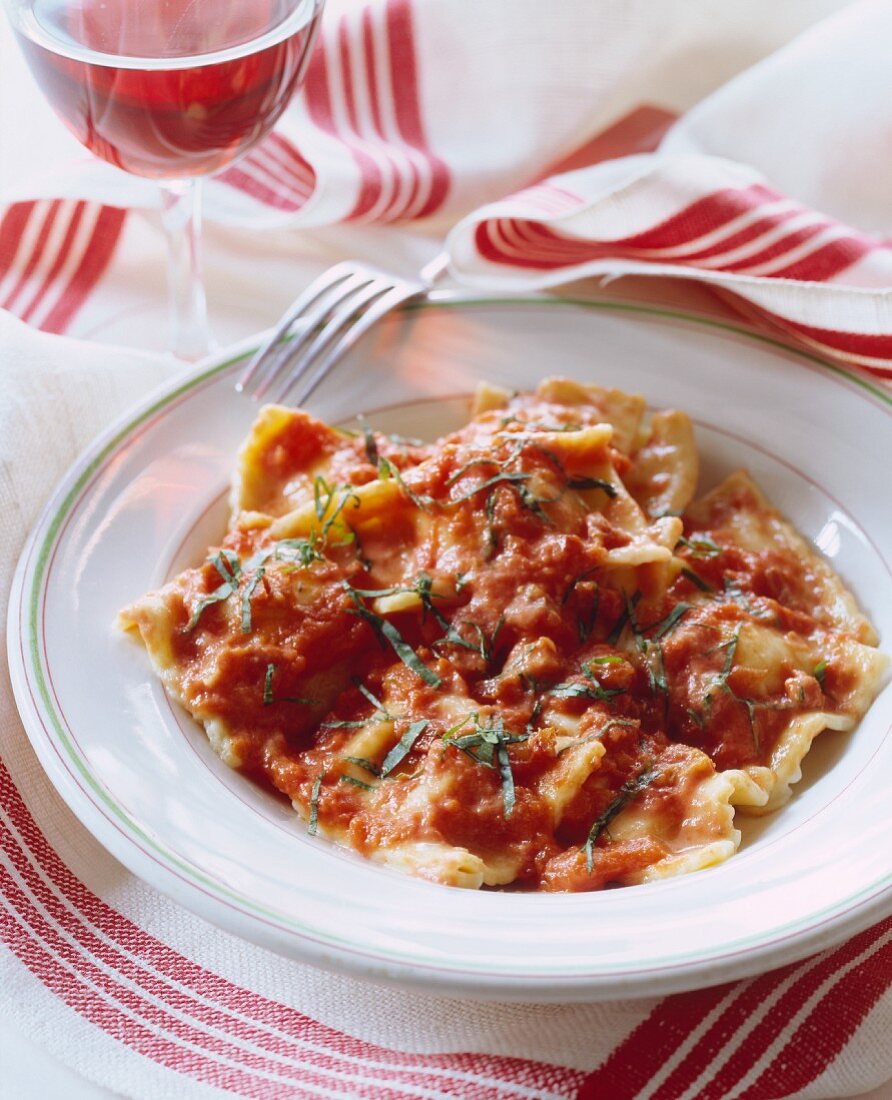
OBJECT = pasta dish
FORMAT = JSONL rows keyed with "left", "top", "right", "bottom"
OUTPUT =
{"left": 119, "top": 378, "right": 888, "bottom": 891}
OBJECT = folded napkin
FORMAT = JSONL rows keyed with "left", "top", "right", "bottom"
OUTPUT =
{"left": 447, "top": 153, "right": 892, "bottom": 378}
{"left": 2, "top": 1, "right": 892, "bottom": 1098}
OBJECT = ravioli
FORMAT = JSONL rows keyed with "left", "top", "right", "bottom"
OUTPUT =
{"left": 120, "top": 381, "right": 888, "bottom": 891}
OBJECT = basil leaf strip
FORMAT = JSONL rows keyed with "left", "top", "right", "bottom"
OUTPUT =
{"left": 380, "top": 719, "right": 429, "bottom": 777}
{"left": 584, "top": 765, "right": 659, "bottom": 872}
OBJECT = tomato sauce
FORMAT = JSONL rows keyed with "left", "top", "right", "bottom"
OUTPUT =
{"left": 126, "top": 392, "right": 878, "bottom": 893}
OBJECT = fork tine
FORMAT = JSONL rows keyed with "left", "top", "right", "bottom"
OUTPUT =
{"left": 269, "top": 278, "right": 393, "bottom": 404}
{"left": 280, "top": 280, "right": 423, "bottom": 406}
{"left": 250, "top": 272, "right": 375, "bottom": 401}
{"left": 236, "top": 261, "right": 360, "bottom": 395}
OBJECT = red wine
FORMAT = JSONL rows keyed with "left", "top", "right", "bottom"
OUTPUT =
{"left": 12, "top": 0, "right": 321, "bottom": 178}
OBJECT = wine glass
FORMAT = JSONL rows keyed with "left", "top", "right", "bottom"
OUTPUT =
{"left": 4, "top": 0, "right": 324, "bottom": 359}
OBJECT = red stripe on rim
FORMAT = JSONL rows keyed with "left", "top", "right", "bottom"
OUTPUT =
{"left": 261, "top": 133, "right": 316, "bottom": 194}
{"left": 574, "top": 984, "right": 738, "bottom": 1100}
{"left": 1, "top": 798, "right": 533, "bottom": 1097}
{"left": 384, "top": 0, "right": 449, "bottom": 219}
{"left": 39, "top": 206, "right": 126, "bottom": 335}
{"left": 764, "top": 316, "right": 892, "bottom": 361}
{"left": 0, "top": 852, "right": 421, "bottom": 1097}
{"left": 0, "top": 867, "right": 299, "bottom": 1098}
{"left": 655, "top": 921, "right": 891, "bottom": 1100}
{"left": 362, "top": 1, "right": 418, "bottom": 221}
{"left": 0, "top": 760, "right": 579, "bottom": 1096}
{"left": 717, "top": 220, "right": 833, "bottom": 273}
{"left": 339, "top": 12, "right": 395, "bottom": 222}
{"left": 0, "top": 201, "right": 37, "bottom": 277}
{"left": 218, "top": 122, "right": 317, "bottom": 213}
{"left": 740, "top": 925, "right": 892, "bottom": 1100}
{"left": 764, "top": 235, "right": 876, "bottom": 281}
{"left": 599, "top": 184, "right": 783, "bottom": 251}
{"left": 2, "top": 199, "right": 61, "bottom": 312}
{"left": 307, "top": 18, "right": 384, "bottom": 221}
{"left": 17, "top": 201, "right": 87, "bottom": 324}
{"left": 699, "top": 919, "right": 892, "bottom": 1100}
{"left": 221, "top": 152, "right": 310, "bottom": 212}
{"left": 473, "top": 220, "right": 566, "bottom": 269}
{"left": 476, "top": 187, "right": 794, "bottom": 269}
{"left": 0, "top": 907, "right": 293, "bottom": 1098}
{"left": 219, "top": 163, "right": 303, "bottom": 212}
{"left": 671, "top": 206, "right": 803, "bottom": 263}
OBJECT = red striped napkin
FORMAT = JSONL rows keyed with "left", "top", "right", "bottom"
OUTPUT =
{"left": 448, "top": 157, "right": 892, "bottom": 380}
{"left": 2, "top": 1, "right": 892, "bottom": 1097}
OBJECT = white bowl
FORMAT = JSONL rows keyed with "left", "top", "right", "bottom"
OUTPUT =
{"left": 8, "top": 294, "right": 892, "bottom": 1001}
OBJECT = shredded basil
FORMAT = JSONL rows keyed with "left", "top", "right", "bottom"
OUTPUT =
{"left": 451, "top": 469, "right": 532, "bottom": 504}
{"left": 339, "top": 775, "right": 375, "bottom": 791}
{"left": 308, "top": 774, "right": 324, "bottom": 835}
{"left": 549, "top": 662, "right": 624, "bottom": 704}
{"left": 723, "top": 575, "right": 771, "bottom": 618}
{"left": 263, "top": 663, "right": 275, "bottom": 706}
{"left": 271, "top": 536, "right": 326, "bottom": 567}
{"left": 607, "top": 591, "right": 641, "bottom": 645}
{"left": 343, "top": 583, "right": 442, "bottom": 687}
{"left": 240, "top": 569, "right": 265, "bottom": 632}
{"left": 566, "top": 475, "right": 617, "bottom": 498}
{"left": 584, "top": 764, "right": 659, "bottom": 872}
{"left": 562, "top": 568, "right": 598, "bottom": 606}
{"left": 436, "top": 615, "right": 504, "bottom": 663}
{"left": 711, "top": 629, "right": 764, "bottom": 753}
{"left": 446, "top": 456, "right": 500, "bottom": 487}
{"left": 358, "top": 416, "right": 379, "bottom": 466}
{"left": 649, "top": 602, "right": 692, "bottom": 640}
{"left": 525, "top": 696, "right": 545, "bottom": 734}
{"left": 344, "top": 756, "right": 381, "bottom": 776}
{"left": 496, "top": 742, "right": 517, "bottom": 817}
{"left": 355, "top": 680, "right": 392, "bottom": 717}
{"left": 718, "top": 629, "right": 740, "bottom": 685}
{"left": 814, "top": 659, "right": 828, "bottom": 688}
{"left": 677, "top": 534, "right": 722, "bottom": 559}
{"left": 261, "top": 663, "right": 318, "bottom": 707}
{"left": 210, "top": 549, "right": 240, "bottom": 584}
{"left": 576, "top": 592, "right": 600, "bottom": 643}
{"left": 188, "top": 532, "right": 335, "bottom": 635}
{"left": 377, "top": 455, "right": 434, "bottom": 511}
{"left": 443, "top": 714, "right": 527, "bottom": 818}
{"left": 185, "top": 580, "right": 234, "bottom": 632}
{"left": 556, "top": 717, "right": 637, "bottom": 756}
{"left": 484, "top": 489, "right": 499, "bottom": 558}
{"left": 681, "top": 567, "right": 713, "bottom": 593}
{"left": 380, "top": 719, "right": 429, "bottom": 777}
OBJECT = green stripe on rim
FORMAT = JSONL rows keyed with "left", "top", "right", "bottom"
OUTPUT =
{"left": 23, "top": 295, "right": 892, "bottom": 975}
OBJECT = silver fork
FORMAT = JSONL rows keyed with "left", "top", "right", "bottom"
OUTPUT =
{"left": 236, "top": 252, "right": 449, "bottom": 405}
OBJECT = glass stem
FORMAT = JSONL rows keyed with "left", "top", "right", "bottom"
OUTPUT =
{"left": 159, "top": 178, "right": 209, "bottom": 360}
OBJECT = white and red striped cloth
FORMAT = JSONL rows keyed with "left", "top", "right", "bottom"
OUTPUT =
{"left": 2, "top": 1, "right": 892, "bottom": 1098}
{"left": 448, "top": 156, "right": 892, "bottom": 379}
